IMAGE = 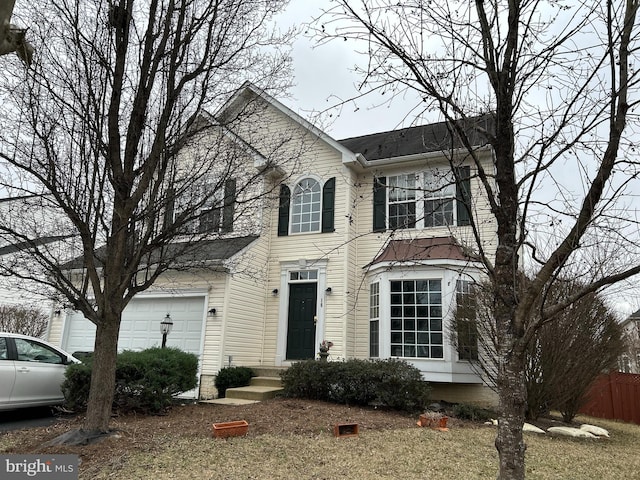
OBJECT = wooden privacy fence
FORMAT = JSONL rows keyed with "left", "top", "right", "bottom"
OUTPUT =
{"left": 579, "top": 372, "right": 640, "bottom": 425}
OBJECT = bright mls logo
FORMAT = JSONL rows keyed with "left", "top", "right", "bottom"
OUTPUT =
{"left": 1, "top": 455, "right": 78, "bottom": 479}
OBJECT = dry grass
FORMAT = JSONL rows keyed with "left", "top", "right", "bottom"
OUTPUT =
{"left": 1, "top": 399, "right": 639, "bottom": 479}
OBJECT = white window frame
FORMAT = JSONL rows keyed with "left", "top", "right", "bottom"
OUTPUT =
{"left": 389, "top": 278, "right": 443, "bottom": 359}
{"left": 386, "top": 168, "right": 460, "bottom": 230}
{"left": 369, "top": 282, "right": 380, "bottom": 358}
{"left": 290, "top": 177, "right": 322, "bottom": 234}
{"left": 455, "top": 279, "right": 478, "bottom": 361}
{"left": 424, "top": 169, "right": 455, "bottom": 227}
{"left": 177, "top": 179, "right": 224, "bottom": 234}
{"left": 388, "top": 174, "right": 417, "bottom": 229}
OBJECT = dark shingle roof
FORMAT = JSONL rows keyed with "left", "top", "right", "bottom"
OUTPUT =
{"left": 62, "top": 236, "right": 258, "bottom": 270}
{"left": 338, "top": 114, "right": 494, "bottom": 161}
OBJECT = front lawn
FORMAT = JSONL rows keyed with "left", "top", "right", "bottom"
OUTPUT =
{"left": 1, "top": 398, "right": 638, "bottom": 479}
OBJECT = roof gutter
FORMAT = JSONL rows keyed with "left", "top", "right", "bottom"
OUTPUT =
{"left": 346, "top": 144, "right": 493, "bottom": 171}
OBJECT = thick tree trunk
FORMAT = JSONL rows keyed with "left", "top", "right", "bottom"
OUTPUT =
{"left": 495, "top": 345, "right": 527, "bottom": 480}
{"left": 83, "top": 316, "right": 121, "bottom": 433}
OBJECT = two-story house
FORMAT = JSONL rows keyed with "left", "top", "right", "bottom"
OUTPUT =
{"left": 620, "top": 309, "right": 640, "bottom": 374}
{"left": 47, "top": 82, "right": 498, "bottom": 405}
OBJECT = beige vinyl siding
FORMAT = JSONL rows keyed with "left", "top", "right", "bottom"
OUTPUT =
{"left": 344, "top": 168, "right": 363, "bottom": 359}
{"left": 220, "top": 235, "right": 270, "bottom": 367}
{"left": 200, "top": 272, "right": 227, "bottom": 375}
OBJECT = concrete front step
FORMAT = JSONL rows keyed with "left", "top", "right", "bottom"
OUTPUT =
{"left": 249, "top": 366, "right": 288, "bottom": 378}
{"left": 225, "top": 385, "right": 283, "bottom": 401}
{"left": 250, "top": 376, "right": 283, "bottom": 388}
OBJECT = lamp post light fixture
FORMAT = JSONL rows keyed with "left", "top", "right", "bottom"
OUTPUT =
{"left": 160, "top": 313, "right": 173, "bottom": 348}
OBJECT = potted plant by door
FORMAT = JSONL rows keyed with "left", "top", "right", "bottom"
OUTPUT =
{"left": 318, "top": 340, "right": 333, "bottom": 361}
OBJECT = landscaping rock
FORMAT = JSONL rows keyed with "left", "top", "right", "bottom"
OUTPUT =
{"left": 547, "top": 426, "right": 596, "bottom": 438}
{"left": 580, "top": 424, "right": 610, "bottom": 438}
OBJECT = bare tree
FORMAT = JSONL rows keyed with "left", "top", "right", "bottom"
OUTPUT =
{"left": 452, "top": 279, "right": 625, "bottom": 422}
{"left": 0, "top": 0, "right": 294, "bottom": 442}
{"left": 317, "top": 1, "right": 640, "bottom": 478}
{"left": 0, "top": 304, "right": 48, "bottom": 337}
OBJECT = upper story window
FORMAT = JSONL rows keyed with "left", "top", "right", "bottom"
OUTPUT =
{"left": 388, "top": 175, "right": 417, "bottom": 229}
{"left": 373, "top": 166, "right": 471, "bottom": 231}
{"left": 291, "top": 178, "right": 321, "bottom": 233}
{"left": 167, "top": 178, "right": 236, "bottom": 235}
{"left": 278, "top": 177, "right": 336, "bottom": 236}
{"left": 424, "top": 170, "right": 455, "bottom": 227}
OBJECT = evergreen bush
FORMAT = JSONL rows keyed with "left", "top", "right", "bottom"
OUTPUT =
{"left": 214, "top": 366, "right": 255, "bottom": 398}
{"left": 280, "top": 358, "right": 430, "bottom": 412}
{"left": 62, "top": 347, "right": 198, "bottom": 414}
{"left": 452, "top": 403, "right": 495, "bottom": 422}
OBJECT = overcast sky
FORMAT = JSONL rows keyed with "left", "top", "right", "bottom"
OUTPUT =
{"left": 276, "top": 0, "right": 423, "bottom": 141}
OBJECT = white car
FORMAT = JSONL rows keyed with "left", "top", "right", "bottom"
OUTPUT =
{"left": 0, "top": 332, "right": 80, "bottom": 411}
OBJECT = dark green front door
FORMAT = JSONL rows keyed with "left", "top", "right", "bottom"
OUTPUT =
{"left": 286, "top": 283, "right": 317, "bottom": 360}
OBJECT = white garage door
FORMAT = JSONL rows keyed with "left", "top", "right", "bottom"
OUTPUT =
{"left": 62, "top": 296, "right": 206, "bottom": 357}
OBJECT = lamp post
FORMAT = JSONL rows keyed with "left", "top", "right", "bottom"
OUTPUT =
{"left": 160, "top": 313, "right": 173, "bottom": 348}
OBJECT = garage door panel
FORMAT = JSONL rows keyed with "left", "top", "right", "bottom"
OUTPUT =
{"left": 63, "top": 297, "right": 205, "bottom": 357}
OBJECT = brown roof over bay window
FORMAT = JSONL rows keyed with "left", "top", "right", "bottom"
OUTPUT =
{"left": 369, "top": 236, "right": 476, "bottom": 266}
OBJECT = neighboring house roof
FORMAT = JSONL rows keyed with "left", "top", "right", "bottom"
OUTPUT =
{"left": 338, "top": 114, "right": 494, "bottom": 162}
{"left": 62, "top": 236, "right": 258, "bottom": 270}
{"left": 621, "top": 309, "right": 640, "bottom": 328}
{"left": 369, "top": 236, "right": 477, "bottom": 266}
{"left": 0, "top": 235, "right": 73, "bottom": 256}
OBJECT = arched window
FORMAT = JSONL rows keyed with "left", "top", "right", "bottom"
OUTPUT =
{"left": 291, "top": 178, "right": 321, "bottom": 233}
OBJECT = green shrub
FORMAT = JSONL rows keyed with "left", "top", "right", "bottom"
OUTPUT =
{"left": 452, "top": 403, "right": 494, "bottom": 422}
{"left": 214, "top": 366, "right": 254, "bottom": 398}
{"left": 280, "top": 358, "right": 430, "bottom": 412}
{"left": 62, "top": 360, "right": 93, "bottom": 412}
{"left": 62, "top": 347, "right": 198, "bottom": 414}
